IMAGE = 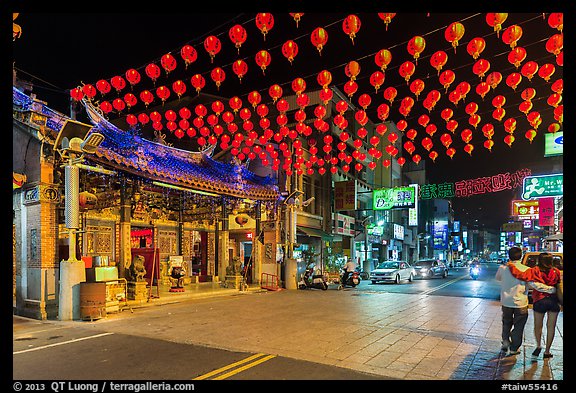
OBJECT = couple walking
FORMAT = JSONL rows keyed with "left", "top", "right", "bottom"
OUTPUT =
{"left": 495, "top": 247, "right": 562, "bottom": 358}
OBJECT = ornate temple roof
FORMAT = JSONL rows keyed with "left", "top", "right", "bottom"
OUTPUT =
{"left": 13, "top": 87, "right": 280, "bottom": 201}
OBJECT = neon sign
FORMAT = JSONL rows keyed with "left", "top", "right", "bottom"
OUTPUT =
{"left": 521, "top": 174, "right": 563, "bottom": 200}
{"left": 373, "top": 186, "right": 416, "bottom": 210}
{"left": 419, "top": 168, "right": 531, "bottom": 200}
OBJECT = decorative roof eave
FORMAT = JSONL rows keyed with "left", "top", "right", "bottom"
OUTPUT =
{"left": 81, "top": 99, "right": 279, "bottom": 201}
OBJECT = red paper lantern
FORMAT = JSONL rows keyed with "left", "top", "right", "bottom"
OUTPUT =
{"left": 418, "top": 114, "right": 430, "bottom": 127}
{"left": 521, "top": 61, "right": 539, "bottom": 81}
{"left": 145, "top": 63, "right": 161, "bottom": 84}
{"left": 232, "top": 60, "right": 248, "bottom": 82}
{"left": 473, "top": 59, "right": 490, "bottom": 80}
{"left": 165, "top": 109, "right": 177, "bottom": 122}
{"left": 269, "top": 84, "right": 283, "bottom": 103}
{"left": 125, "top": 69, "right": 141, "bottom": 87}
{"left": 548, "top": 13, "right": 563, "bottom": 32}
{"left": 317, "top": 70, "right": 332, "bottom": 89}
{"left": 483, "top": 139, "right": 494, "bottom": 152}
{"left": 160, "top": 53, "right": 177, "bottom": 74}
{"left": 465, "top": 102, "right": 478, "bottom": 115}
{"left": 556, "top": 51, "right": 563, "bottom": 67}
{"left": 255, "top": 50, "right": 271, "bottom": 75}
{"left": 357, "top": 93, "right": 371, "bottom": 110}
{"left": 369, "top": 71, "right": 385, "bottom": 93}
{"left": 422, "top": 137, "right": 433, "bottom": 151}
{"left": 396, "top": 119, "right": 407, "bottom": 131}
{"left": 291, "top": 77, "right": 307, "bottom": 96}
{"left": 255, "top": 13, "right": 274, "bottom": 40}
{"left": 276, "top": 98, "right": 289, "bottom": 113}
{"left": 82, "top": 84, "right": 97, "bottom": 99}
{"left": 468, "top": 114, "right": 481, "bottom": 129}
{"left": 547, "top": 93, "right": 562, "bottom": 108}
{"left": 399, "top": 61, "right": 415, "bottom": 84}
{"left": 344, "top": 81, "right": 358, "bottom": 97}
{"left": 345, "top": 61, "right": 361, "bottom": 81}
{"left": 228, "top": 25, "right": 248, "bottom": 53}
{"left": 210, "top": 67, "right": 226, "bottom": 89}
{"left": 551, "top": 79, "right": 563, "bottom": 94}
{"left": 409, "top": 79, "right": 425, "bottom": 100}
{"left": 425, "top": 124, "right": 437, "bottom": 136}
{"left": 96, "top": 79, "right": 111, "bottom": 95}
{"left": 441, "top": 108, "right": 453, "bottom": 123}
{"left": 504, "top": 118, "right": 517, "bottom": 134}
{"left": 281, "top": 40, "right": 298, "bottom": 64}
{"left": 204, "top": 35, "right": 221, "bottom": 62}
{"left": 519, "top": 100, "right": 533, "bottom": 115}
{"left": 190, "top": 74, "right": 206, "bottom": 94}
{"left": 407, "top": 35, "right": 426, "bottom": 63}
{"left": 505, "top": 72, "right": 522, "bottom": 91}
{"left": 545, "top": 34, "right": 563, "bottom": 57}
{"left": 383, "top": 86, "right": 397, "bottom": 105}
{"left": 508, "top": 47, "right": 527, "bottom": 69}
{"left": 412, "top": 154, "right": 422, "bottom": 164}
{"left": 486, "top": 13, "right": 508, "bottom": 37}
{"left": 171, "top": 80, "right": 186, "bottom": 98}
{"left": 538, "top": 63, "right": 556, "bottom": 82}
{"left": 476, "top": 82, "right": 490, "bottom": 100}
{"left": 126, "top": 114, "right": 138, "bottom": 127}
{"left": 502, "top": 25, "right": 523, "bottom": 49}
{"left": 290, "top": 13, "right": 304, "bottom": 27}
{"left": 70, "top": 87, "right": 83, "bottom": 102}
{"left": 342, "top": 14, "right": 361, "bottom": 44}
{"left": 447, "top": 119, "right": 458, "bottom": 133}
{"left": 548, "top": 123, "right": 561, "bottom": 134}
{"left": 404, "top": 141, "right": 416, "bottom": 155}
{"left": 439, "top": 70, "right": 455, "bottom": 92}
{"left": 319, "top": 88, "right": 333, "bottom": 105}
{"left": 123, "top": 93, "right": 137, "bottom": 108}
{"left": 140, "top": 90, "right": 154, "bottom": 107}
{"left": 406, "top": 129, "right": 417, "bottom": 140}
{"left": 521, "top": 87, "right": 536, "bottom": 101}
{"left": 449, "top": 90, "right": 461, "bottom": 107}
{"left": 229, "top": 96, "right": 243, "bottom": 113}
{"left": 492, "top": 95, "right": 506, "bottom": 108}
{"left": 461, "top": 129, "right": 473, "bottom": 143}
{"left": 374, "top": 49, "right": 392, "bottom": 72}
{"left": 112, "top": 98, "right": 125, "bottom": 112}
{"left": 180, "top": 45, "right": 197, "bottom": 68}
{"left": 467, "top": 37, "right": 486, "bottom": 59}
{"left": 155, "top": 85, "right": 170, "bottom": 103}
{"left": 429, "top": 50, "right": 448, "bottom": 75}
{"left": 525, "top": 129, "right": 537, "bottom": 143}
{"left": 464, "top": 143, "right": 474, "bottom": 156}
{"left": 311, "top": 27, "right": 328, "bottom": 55}
{"left": 377, "top": 13, "right": 396, "bottom": 31}
{"left": 445, "top": 22, "right": 465, "bottom": 53}
{"left": 486, "top": 71, "right": 503, "bottom": 90}
{"left": 492, "top": 108, "right": 506, "bottom": 122}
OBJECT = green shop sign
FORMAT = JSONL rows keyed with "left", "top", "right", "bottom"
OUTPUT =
{"left": 373, "top": 186, "right": 416, "bottom": 210}
{"left": 521, "top": 174, "right": 563, "bottom": 200}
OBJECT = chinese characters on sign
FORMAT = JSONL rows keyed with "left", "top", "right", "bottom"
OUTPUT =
{"left": 538, "top": 197, "right": 555, "bottom": 226}
{"left": 334, "top": 180, "right": 356, "bottom": 211}
{"left": 373, "top": 186, "right": 416, "bottom": 210}
{"left": 419, "top": 168, "right": 531, "bottom": 200}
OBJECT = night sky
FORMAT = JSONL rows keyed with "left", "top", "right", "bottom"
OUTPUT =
{"left": 12, "top": 11, "right": 567, "bottom": 232}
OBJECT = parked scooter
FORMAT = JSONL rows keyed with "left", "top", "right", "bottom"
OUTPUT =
{"left": 338, "top": 267, "right": 360, "bottom": 289}
{"left": 298, "top": 264, "right": 328, "bottom": 290}
{"left": 469, "top": 264, "right": 481, "bottom": 280}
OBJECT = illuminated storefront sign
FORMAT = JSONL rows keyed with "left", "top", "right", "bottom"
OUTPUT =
{"left": 420, "top": 168, "right": 531, "bottom": 200}
{"left": 521, "top": 174, "right": 563, "bottom": 200}
{"left": 512, "top": 200, "right": 539, "bottom": 220}
{"left": 538, "top": 197, "right": 555, "bottom": 226}
{"left": 393, "top": 224, "right": 404, "bottom": 240}
{"left": 544, "top": 131, "right": 563, "bottom": 157}
{"left": 373, "top": 186, "right": 416, "bottom": 210}
{"left": 433, "top": 221, "right": 448, "bottom": 250}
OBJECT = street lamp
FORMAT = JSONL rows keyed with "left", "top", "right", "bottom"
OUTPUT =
{"left": 54, "top": 119, "right": 104, "bottom": 321}
{"left": 361, "top": 216, "right": 373, "bottom": 273}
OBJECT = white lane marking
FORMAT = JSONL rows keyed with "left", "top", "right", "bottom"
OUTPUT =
{"left": 420, "top": 275, "right": 467, "bottom": 295}
{"left": 13, "top": 332, "right": 114, "bottom": 354}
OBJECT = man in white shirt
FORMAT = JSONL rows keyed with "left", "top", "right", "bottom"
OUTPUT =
{"left": 342, "top": 258, "right": 357, "bottom": 285}
{"left": 495, "top": 246, "right": 555, "bottom": 356}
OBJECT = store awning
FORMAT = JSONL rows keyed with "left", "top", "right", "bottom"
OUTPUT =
{"left": 297, "top": 226, "right": 334, "bottom": 240}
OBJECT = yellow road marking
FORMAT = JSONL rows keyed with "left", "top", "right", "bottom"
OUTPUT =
{"left": 212, "top": 354, "right": 276, "bottom": 380}
{"left": 193, "top": 353, "right": 275, "bottom": 380}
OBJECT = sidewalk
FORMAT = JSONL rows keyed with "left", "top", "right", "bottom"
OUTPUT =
{"left": 14, "top": 282, "right": 563, "bottom": 381}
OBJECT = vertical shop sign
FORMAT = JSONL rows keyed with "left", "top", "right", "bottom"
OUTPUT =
{"left": 334, "top": 180, "right": 356, "bottom": 211}
{"left": 538, "top": 197, "right": 555, "bottom": 226}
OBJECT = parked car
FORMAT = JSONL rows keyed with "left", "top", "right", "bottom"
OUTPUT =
{"left": 413, "top": 259, "right": 448, "bottom": 279}
{"left": 370, "top": 260, "right": 415, "bottom": 284}
{"left": 520, "top": 251, "right": 563, "bottom": 303}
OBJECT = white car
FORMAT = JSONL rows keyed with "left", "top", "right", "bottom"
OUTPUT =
{"left": 370, "top": 261, "right": 415, "bottom": 284}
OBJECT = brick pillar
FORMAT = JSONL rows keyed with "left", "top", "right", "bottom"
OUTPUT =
{"left": 15, "top": 162, "right": 61, "bottom": 319}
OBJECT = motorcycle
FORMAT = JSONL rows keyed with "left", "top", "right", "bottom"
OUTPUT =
{"left": 298, "top": 265, "right": 328, "bottom": 290}
{"left": 470, "top": 265, "right": 481, "bottom": 280}
{"left": 338, "top": 268, "right": 360, "bottom": 289}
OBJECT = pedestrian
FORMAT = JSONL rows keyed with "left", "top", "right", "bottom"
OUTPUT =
{"left": 506, "top": 252, "right": 562, "bottom": 359}
{"left": 495, "top": 247, "right": 555, "bottom": 356}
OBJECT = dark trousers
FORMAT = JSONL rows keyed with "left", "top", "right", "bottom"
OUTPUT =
{"left": 501, "top": 305, "right": 529, "bottom": 351}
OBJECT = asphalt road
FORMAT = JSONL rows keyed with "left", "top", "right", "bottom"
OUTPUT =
{"left": 13, "top": 264, "right": 502, "bottom": 382}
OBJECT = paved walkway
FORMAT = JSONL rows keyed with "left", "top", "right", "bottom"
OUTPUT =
{"left": 14, "top": 281, "right": 563, "bottom": 381}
